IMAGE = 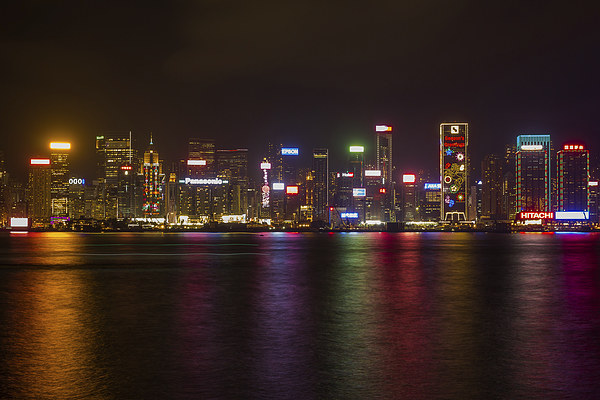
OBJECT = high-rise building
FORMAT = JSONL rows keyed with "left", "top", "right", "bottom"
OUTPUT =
{"left": 49, "top": 142, "right": 71, "bottom": 219}
{"left": 142, "top": 135, "right": 163, "bottom": 218}
{"left": 28, "top": 158, "right": 52, "bottom": 227}
{"left": 401, "top": 173, "right": 418, "bottom": 221}
{"left": 481, "top": 154, "right": 504, "bottom": 220}
{"left": 376, "top": 125, "right": 394, "bottom": 222}
{"left": 217, "top": 148, "right": 249, "bottom": 216}
{"left": 440, "top": 123, "right": 468, "bottom": 221}
{"left": 516, "top": 135, "right": 551, "bottom": 213}
{"left": 188, "top": 138, "right": 216, "bottom": 177}
{"left": 421, "top": 182, "right": 441, "bottom": 221}
{"left": 96, "top": 133, "right": 137, "bottom": 219}
{"left": 312, "top": 148, "right": 328, "bottom": 222}
{"left": 558, "top": 143, "right": 589, "bottom": 212}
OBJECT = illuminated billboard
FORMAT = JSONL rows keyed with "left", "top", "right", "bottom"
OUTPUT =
{"left": 181, "top": 178, "right": 226, "bottom": 185}
{"left": 375, "top": 125, "right": 392, "bottom": 132}
{"left": 353, "top": 188, "right": 366, "bottom": 197}
{"left": 555, "top": 211, "right": 589, "bottom": 220}
{"left": 589, "top": 181, "right": 599, "bottom": 187}
{"left": 187, "top": 159, "right": 207, "bottom": 166}
{"left": 424, "top": 183, "right": 441, "bottom": 190}
{"left": 260, "top": 162, "right": 271, "bottom": 170}
{"left": 68, "top": 178, "right": 85, "bottom": 185}
{"left": 286, "top": 186, "right": 299, "bottom": 195}
{"left": 50, "top": 142, "right": 71, "bottom": 150}
{"left": 365, "top": 170, "right": 381, "bottom": 177}
{"left": 521, "top": 144, "right": 543, "bottom": 151}
{"left": 349, "top": 146, "right": 364, "bottom": 153}
{"left": 10, "top": 218, "right": 28, "bottom": 228}
{"left": 341, "top": 172, "right": 354, "bottom": 178}
{"left": 341, "top": 212, "right": 359, "bottom": 218}
{"left": 121, "top": 165, "right": 132, "bottom": 171}
{"left": 519, "top": 212, "right": 554, "bottom": 219}
{"left": 272, "top": 182, "right": 285, "bottom": 190}
{"left": 281, "top": 147, "right": 299, "bottom": 156}
{"left": 30, "top": 158, "right": 50, "bottom": 165}
{"left": 441, "top": 123, "right": 468, "bottom": 221}
{"left": 403, "top": 174, "right": 416, "bottom": 183}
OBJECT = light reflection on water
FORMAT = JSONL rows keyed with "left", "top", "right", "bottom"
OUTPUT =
{"left": 0, "top": 232, "right": 599, "bottom": 399}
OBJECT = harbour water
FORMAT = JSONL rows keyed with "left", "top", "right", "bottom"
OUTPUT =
{"left": 0, "top": 232, "right": 599, "bottom": 399}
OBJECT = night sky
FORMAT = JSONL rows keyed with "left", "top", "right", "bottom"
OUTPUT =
{"left": 1, "top": 1, "right": 598, "bottom": 179}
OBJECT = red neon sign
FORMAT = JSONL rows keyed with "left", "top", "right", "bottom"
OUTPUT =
{"left": 379, "top": 188, "right": 386, "bottom": 194}
{"left": 121, "top": 165, "right": 132, "bottom": 170}
{"left": 520, "top": 212, "right": 554, "bottom": 219}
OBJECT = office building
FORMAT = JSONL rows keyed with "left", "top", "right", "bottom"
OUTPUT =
{"left": 558, "top": 143, "right": 589, "bottom": 212}
{"left": 376, "top": 125, "right": 394, "bottom": 221}
{"left": 28, "top": 158, "right": 52, "bottom": 227}
{"left": 440, "top": 123, "right": 468, "bottom": 221}
{"left": 481, "top": 154, "right": 504, "bottom": 220}
{"left": 312, "top": 148, "right": 329, "bottom": 221}
{"left": 516, "top": 135, "right": 551, "bottom": 213}
{"left": 49, "top": 142, "right": 71, "bottom": 219}
{"left": 142, "top": 135, "right": 163, "bottom": 218}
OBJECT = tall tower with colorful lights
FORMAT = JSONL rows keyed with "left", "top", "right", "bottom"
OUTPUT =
{"left": 142, "top": 133, "right": 163, "bottom": 218}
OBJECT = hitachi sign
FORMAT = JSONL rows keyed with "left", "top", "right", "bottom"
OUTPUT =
{"left": 520, "top": 212, "right": 554, "bottom": 219}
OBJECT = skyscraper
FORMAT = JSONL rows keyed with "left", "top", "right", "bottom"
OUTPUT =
{"left": 440, "top": 123, "right": 468, "bottom": 221}
{"left": 516, "top": 135, "right": 551, "bottom": 213}
{"left": 312, "top": 148, "right": 328, "bottom": 222}
{"left": 376, "top": 124, "right": 394, "bottom": 221}
{"left": 558, "top": 143, "right": 589, "bottom": 212}
{"left": 49, "top": 142, "right": 71, "bottom": 220}
{"left": 28, "top": 158, "right": 51, "bottom": 227}
{"left": 142, "top": 135, "right": 163, "bottom": 218}
{"left": 188, "top": 138, "right": 216, "bottom": 177}
{"left": 217, "top": 148, "right": 249, "bottom": 216}
{"left": 95, "top": 133, "right": 136, "bottom": 218}
{"left": 481, "top": 154, "right": 504, "bottom": 220}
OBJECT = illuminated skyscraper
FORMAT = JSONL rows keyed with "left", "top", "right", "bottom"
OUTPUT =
{"left": 516, "top": 135, "right": 551, "bottom": 213}
{"left": 558, "top": 143, "right": 589, "bottom": 212}
{"left": 49, "top": 142, "right": 71, "bottom": 219}
{"left": 481, "top": 154, "right": 504, "bottom": 220}
{"left": 95, "top": 133, "right": 136, "bottom": 218}
{"left": 217, "top": 149, "right": 249, "bottom": 216}
{"left": 188, "top": 138, "right": 216, "bottom": 177}
{"left": 142, "top": 135, "right": 163, "bottom": 218}
{"left": 312, "top": 148, "right": 328, "bottom": 222}
{"left": 376, "top": 125, "right": 394, "bottom": 221}
{"left": 28, "top": 158, "right": 52, "bottom": 227}
{"left": 440, "top": 123, "right": 468, "bottom": 221}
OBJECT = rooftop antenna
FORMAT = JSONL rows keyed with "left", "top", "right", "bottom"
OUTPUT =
{"left": 150, "top": 132, "right": 153, "bottom": 146}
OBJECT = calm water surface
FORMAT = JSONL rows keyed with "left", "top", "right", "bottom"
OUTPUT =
{"left": 0, "top": 232, "right": 599, "bottom": 399}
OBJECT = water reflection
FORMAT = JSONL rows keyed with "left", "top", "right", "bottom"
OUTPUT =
{"left": 0, "top": 232, "right": 599, "bottom": 399}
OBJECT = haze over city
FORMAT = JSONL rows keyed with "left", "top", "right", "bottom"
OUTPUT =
{"left": 1, "top": 0, "right": 599, "bottom": 178}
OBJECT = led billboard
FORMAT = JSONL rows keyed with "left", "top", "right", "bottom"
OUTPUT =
{"left": 30, "top": 158, "right": 50, "bottom": 165}
{"left": 424, "top": 183, "right": 441, "bottom": 190}
{"left": 403, "top": 174, "right": 416, "bottom": 183}
{"left": 349, "top": 146, "right": 364, "bottom": 153}
{"left": 10, "top": 218, "right": 28, "bottom": 228}
{"left": 555, "top": 211, "right": 589, "bottom": 220}
{"left": 281, "top": 147, "right": 299, "bottom": 156}
{"left": 365, "top": 170, "right": 381, "bottom": 177}
{"left": 353, "top": 188, "right": 366, "bottom": 197}
{"left": 187, "top": 159, "right": 207, "bottom": 166}
{"left": 50, "top": 142, "right": 71, "bottom": 150}
{"left": 260, "top": 162, "right": 271, "bottom": 170}
{"left": 272, "top": 182, "right": 285, "bottom": 190}
{"left": 441, "top": 123, "right": 468, "bottom": 221}
{"left": 341, "top": 212, "right": 359, "bottom": 218}
{"left": 286, "top": 186, "right": 299, "bottom": 195}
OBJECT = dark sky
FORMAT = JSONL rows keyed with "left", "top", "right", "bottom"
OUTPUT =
{"left": 1, "top": 0, "right": 599, "bottom": 180}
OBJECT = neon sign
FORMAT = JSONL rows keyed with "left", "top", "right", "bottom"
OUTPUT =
{"left": 50, "top": 142, "right": 71, "bottom": 150}
{"left": 187, "top": 159, "right": 207, "bottom": 166}
{"left": 520, "top": 212, "right": 554, "bottom": 219}
{"left": 555, "top": 211, "right": 589, "bottom": 220}
{"left": 182, "top": 178, "right": 225, "bottom": 185}
{"left": 375, "top": 125, "right": 392, "bottom": 132}
{"left": 272, "top": 182, "right": 285, "bottom": 190}
{"left": 424, "top": 183, "right": 441, "bottom": 190}
{"left": 403, "top": 174, "right": 416, "bottom": 183}
{"left": 30, "top": 158, "right": 50, "bottom": 165}
{"left": 353, "top": 188, "right": 366, "bottom": 197}
{"left": 260, "top": 162, "right": 271, "bottom": 170}
{"left": 563, "top": 144, "right": 585, "bottom": 150}
{"left": 349, "top": 146, "right": 364, "bottom": 153}
{"left": 68, "top": 178, "right": 85, "bottom": 185}
{"left": 286, "top": 186, "right": 299, "bottom": 195}
{"left": 10, "top": 218, "right": 28, "bottom": 228}
{"left": 341, "top": 172, "right": 354, "bottom": 178}
{"left": 521, "top": 144, "right": 544, "bottom": 151}
{"left": 341, "top": 212, "right": 359, "bottom": 218}
{"left": 365, "top": 170, "right": 381, "bottom": 177}
{"left": 281, "top": 147, "right": 299, "bottom": 156}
